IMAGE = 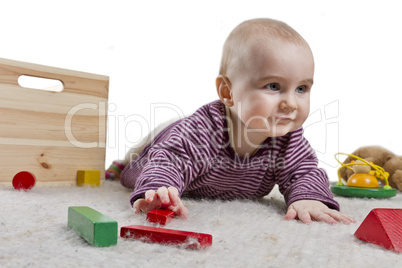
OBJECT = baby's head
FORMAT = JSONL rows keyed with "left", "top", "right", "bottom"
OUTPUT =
{"left": 219, "top": 18, "right": 310, "bottom": 78}
{"left": 216, "top": 18, "right": 315, "bottom": 139}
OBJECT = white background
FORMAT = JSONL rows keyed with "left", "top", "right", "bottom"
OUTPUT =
{"left": 1, "top": 0, "right": 401, "bottom": 181}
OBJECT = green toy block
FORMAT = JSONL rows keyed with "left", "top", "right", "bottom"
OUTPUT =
{"left": 68, "top": 206, "right": 118, "bottom": 247}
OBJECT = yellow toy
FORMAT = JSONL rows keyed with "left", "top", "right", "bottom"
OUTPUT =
{"left": 77, "top": 170, "right": 101, "bottom": 187}
{"left": 331, "top": 153, "right": 396, "bottom": 198}
{"left": 346, "top": 160, "right": 379, "bottom": 188}
{"left": 338, "top": 146, "right": 402, "bottom": 190}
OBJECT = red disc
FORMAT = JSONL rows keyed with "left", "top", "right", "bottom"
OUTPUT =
{"left": 12, "top": 171, "right": 36, "bottom": 191}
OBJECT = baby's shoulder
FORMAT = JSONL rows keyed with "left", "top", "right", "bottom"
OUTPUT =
{"left": 176, "top": 100, "right": 225, "bottom": 133}
{"left": 166, "top": 101, "right": 226, "bottom": 149}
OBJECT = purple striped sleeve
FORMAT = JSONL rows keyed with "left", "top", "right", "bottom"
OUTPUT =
{"left": 275, "top": 130, "right": 339, "bottom": 210}
{"left": 120, "top": 103, "right": 223, "bottom": 206}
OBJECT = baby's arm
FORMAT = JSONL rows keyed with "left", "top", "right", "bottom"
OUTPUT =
{"left": 133, "top": 186, "right": 188, "bottom": 219}
{"left": 285, "top": 200, "right": 355, "bottom": 224}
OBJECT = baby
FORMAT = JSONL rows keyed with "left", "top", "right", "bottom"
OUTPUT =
{"left": 118, "top": 18, "right": 355, "bottom": 224}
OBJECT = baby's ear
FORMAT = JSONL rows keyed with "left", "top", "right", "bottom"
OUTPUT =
{"left": 216, "top": 75, "right": 234, "bottom": 106}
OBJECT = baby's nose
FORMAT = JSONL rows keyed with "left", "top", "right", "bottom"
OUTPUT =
{"left": 279, "top": 94, "right": 297, "bottom": 111}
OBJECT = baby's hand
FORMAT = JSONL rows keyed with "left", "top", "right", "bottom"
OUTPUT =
{"left": 285, "top": 200, "right": 356, "bottom": 224}
{"left": 133, "top": 186, "right": 188, "bottom": 219}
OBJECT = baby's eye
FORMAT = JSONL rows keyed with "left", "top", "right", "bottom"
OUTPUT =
{"left": 295, "top": 85, "right": 306, "bottom": 93}
{"left": 265, "top": 83, "right": 280, "bottom": 91}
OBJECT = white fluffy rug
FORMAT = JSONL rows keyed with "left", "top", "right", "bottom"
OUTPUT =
{"left": 1, "top": 180, "right": 401, "bottom": 268}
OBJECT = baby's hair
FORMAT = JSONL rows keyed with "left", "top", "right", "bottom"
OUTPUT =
{"left": 219, "top": 18, "right": 308, "bottom": 76}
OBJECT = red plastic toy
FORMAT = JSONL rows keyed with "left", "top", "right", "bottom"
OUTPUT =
{"left": 120, "top": 225, "right": 213, "bottom": 249}
{"left": 354, "top": 208, "right": 402, "bottom": 253}
{"left": 146, "top": 209, "right": 175, "bottom": 225}
{"left": 12, "top": 171, "right": 36, "bottom": 191}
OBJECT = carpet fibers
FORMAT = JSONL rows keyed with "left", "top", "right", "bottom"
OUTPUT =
{"left": 1, "top": 181, "right": 401, "bottom": 268}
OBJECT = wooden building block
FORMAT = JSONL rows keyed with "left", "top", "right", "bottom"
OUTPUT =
{"left": 77, "top": 170, "right": 101, "bottom": 186}
{"left": 68, "top": 206, "right": 117, "bottom": 247}
{"left": 146, "top": 209, "right": 175, "bottom": 225}
{"left": 0, "top": 58, "right": 109, "bottom": 186}
{"left": 354, "top": 208, "right": 402, "bottom": 253}
{"left": 120, "top": 225, "right": 212, "bottom": 249}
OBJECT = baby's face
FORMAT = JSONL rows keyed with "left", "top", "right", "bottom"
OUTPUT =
{"left": 228, "top": 38, "right": 314, "bottom": 139}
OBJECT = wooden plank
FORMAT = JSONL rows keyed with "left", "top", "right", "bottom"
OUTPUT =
{"left": 0, "top": 58, "right": 109, "bottom": 97}
{"left": 0, "top": 58, "right": 108, "bottom": 186}
{"left": 0, "top": 144, "right": 105, "bottom": 185}
{"left": 121, "top": 225, "right": 213, "bottom": 249}
{"left": 0, "top": 107, "right": 106, "bottom": 142}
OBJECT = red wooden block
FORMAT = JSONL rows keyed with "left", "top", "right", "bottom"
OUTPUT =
{"left": 120, "top": 225, "right": 213, "bottom": 249}
{"left": 146, "top": 209, "right": 175, "bottom": 225}
{"left": 12, "top": 171, "right": 36, "bottom": 191}
{"left": 354, "top": 208, "right": 402, "bottom": 253}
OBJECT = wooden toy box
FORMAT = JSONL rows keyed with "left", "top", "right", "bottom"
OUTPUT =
{"left": 0, "top": 58, "right": 109, "bottom": 186}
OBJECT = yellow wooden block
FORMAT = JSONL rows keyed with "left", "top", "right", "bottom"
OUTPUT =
{"left": 77, "top": 170, "right": 101, "bottom": 186}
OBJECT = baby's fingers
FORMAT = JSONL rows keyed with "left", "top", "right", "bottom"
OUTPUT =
{"left": 156, "top": 187, "right": 171, "bottom": 205}
{"left": 167, "top": 187, "right": 180, "bottom": 207}
{"left": 167, "top": 200, "right": 189, "bottom": 220}
{"left": 285, "top": 205, "right": 312, "bottom": 224}
{"left": 133, "top": 199, "right": 149, "bottom": 214}
{"left": 144, "top": 190, "right": 157, "bottom": 203}
{"left": 285, "top": 207, "right": 297, "bottom": 220}
{"left": 175, "top": 204, "right": 189, "bottom": 219}
{"left": 311, "top": 211, "right": 338, "bottom": 224}
{"left": 326, "top": 210, "right": 356, "bottom": 225}
{"left": 296, "top": 209, "right": 313, "bottom": 224}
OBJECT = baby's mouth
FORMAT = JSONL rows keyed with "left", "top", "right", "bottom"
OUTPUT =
{"left": 272, "top": 116, "right": 294, "bottom": 122}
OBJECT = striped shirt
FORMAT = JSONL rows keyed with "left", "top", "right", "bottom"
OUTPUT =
{"left": 120, "top": 100, "right": 339, "bottom": 210}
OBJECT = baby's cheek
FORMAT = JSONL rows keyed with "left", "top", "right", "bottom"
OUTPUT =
{"left": 298, "top": 107, "right": 310, "bottom": 124}
{"left": 238, "top": 95, "right": 272, "bottom": 128}
{"left": 241, "top": 108, "right": 269, "bottom": 129}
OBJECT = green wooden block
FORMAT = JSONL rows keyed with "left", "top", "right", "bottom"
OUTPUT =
{"left": 68, "top": 206, "right": 118, "bottom": 247}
